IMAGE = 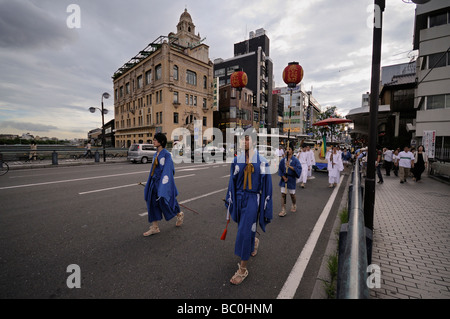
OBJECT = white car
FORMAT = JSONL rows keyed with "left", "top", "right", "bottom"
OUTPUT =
{"left": 127, "top": 143, "right": 157, "bottom": 164}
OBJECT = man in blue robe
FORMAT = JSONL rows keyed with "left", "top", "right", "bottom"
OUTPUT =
{"left": 225, "top": 133, "right": 273, "bottom": 285}
{"left": 143, "top": 133, "right": 184, "bottom": 236}
{"left": 278, "top": 144, "right": 302, "bottom": 217}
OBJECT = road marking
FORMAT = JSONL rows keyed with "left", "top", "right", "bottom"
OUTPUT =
{"left": 139, "top": 187, "right": 228, "bottom": 217}
{"left": 277, "top": 178, "right": 343, "bottom": 299}
{"left": 0, "top": 171, "right": 149, "bottom": 190}
{"left": 78, "top": 174, "right": 195, "bottom": 195}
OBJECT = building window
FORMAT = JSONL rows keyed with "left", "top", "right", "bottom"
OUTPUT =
{"left": 429, "top": 11, "right": 448, "bottom": 28}
{"left": 426, "top": 94, "right": 450, "bottom": 110}
{"left": 185, "top": 94, "right": 189, "bottom": 105}
{"left": 119, "top": 86, "right": 123, "bottom": 97}
{"left": 173, "top": 91, "right": 179, "bottom": 104}
{"left": 428, "top": 52, "right": 448, "bottom": 69}
{"left": 125, "top": 83, "right": 130, "bottom": 94}
{"left": 203, "top": 98, "right": 207, "bottom": 109}
{"left": 190, "top": 95, "right": 193, "bottom": 105}
{"left": 193, "top": 96, "right": 197, "bottom": 106}
{"left": 145, "top": 70, "right": 152, "bottom": 85}
{"left": 155, "top": 64, "right": 162, "bottom": 81}
{"left": 137, "top": 75, "right": 143, "bottom": 89}
{"left": 203, "top": 116, "right": 207, "bottom": 127}
{"left": 186, "top": 70, "right": 197, "bottom": 86}
{"left": 214, "top": 68, "right": 225, "bottom": 77}
{"left": 203, "top": 76, "right": 207, "bottom": 89}
{"left": 174, "top": 112, "right": 179, "bottom": 124}
{"left": 173, "top": 65, "right": 179, "bottom": 80}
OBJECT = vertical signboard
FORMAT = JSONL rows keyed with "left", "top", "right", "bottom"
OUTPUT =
{"left": 212, "top": 77, "right": 219, "bottom": 111}
{"left": 423, "top": 130, "right": 436, "bottom": 159}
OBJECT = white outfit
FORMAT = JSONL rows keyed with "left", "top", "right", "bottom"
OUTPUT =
{"left": 307, "top": 149, "right": 315, "bottom": 177}
{"left": 326, "top": 151, "right": 344, "bottom": 185}
{"left": 298, "top": 151, "right": 309, "bottom": 184}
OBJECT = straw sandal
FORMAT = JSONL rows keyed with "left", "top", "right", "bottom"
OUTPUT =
{"left": 230, "top": 263, "right": 248, "bottom": 285}
{"left": 176, "top": 211, "right": 184, "bottom": 227}
{"left": 251, "top": 238, "right": 259, "bottom": 257}
{"left": 143, "top": 225, "right": 160, "bottom": 236}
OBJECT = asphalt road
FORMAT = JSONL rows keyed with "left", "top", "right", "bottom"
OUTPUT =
{"left": 0, "top": 160, "right": 348, "bottom": 299}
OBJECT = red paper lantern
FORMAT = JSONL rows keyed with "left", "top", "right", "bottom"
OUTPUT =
{"left": 230, "top": 70, "right": 248, "bottom": 90}
{"left": 283, "top": 62, "right": 303, "bottom": 88}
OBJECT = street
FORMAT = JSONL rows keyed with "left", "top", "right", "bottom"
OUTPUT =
{"left": 0, "top": 161, "right": 347, "bottom": 299}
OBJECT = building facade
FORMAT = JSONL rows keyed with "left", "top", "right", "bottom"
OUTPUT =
{"left": 113, "top": 9, "right": 214, "bottom": 148}
{"left": 213, "top": 29, "right": 273, "bottom": 130}
{"left": 413, "top": 0, "right": 450, "bottom": 157}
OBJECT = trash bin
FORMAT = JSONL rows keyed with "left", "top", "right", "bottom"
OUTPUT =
{"left": 94, "top": 150, "right": 100, "bottom": 162}
{"left": 52, "top": 151, "right": 58, "bottom": 165}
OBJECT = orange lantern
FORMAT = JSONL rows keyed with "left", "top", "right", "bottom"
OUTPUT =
{"left": 283, "top": 62, "right": 303, "bottom": 88}
{"left": 230, "top": 69, "right": 248, "bottom": 91}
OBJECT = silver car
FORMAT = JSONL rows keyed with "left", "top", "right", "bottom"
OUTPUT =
{"left": 128, "top": 143, "right": 157, "bottom": 164}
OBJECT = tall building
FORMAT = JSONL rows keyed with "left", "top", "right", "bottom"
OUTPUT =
{"left": 273, "top": 84, "right": 321, "bottom": 136}
{"left": 213, "top": 28, "right": 273, "bottom": 130}
{"left": 413, "top": 0, "right": 450, "bottom": 156}
{"left": 112, "top": 9, "right": 214, "bottom": 148}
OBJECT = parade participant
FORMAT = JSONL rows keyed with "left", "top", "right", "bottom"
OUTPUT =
{"left": 143, "top": 133, "right": 184, "bottom": 236}
{"left": 278, "top": 144, "right": 302, "bottom": 216}
{"left": 306, "top": 145, "right": 315, "bottom": 179}
{"left": 224, "top": 132, "right": 273, "bottom": 285}
{"left": 298, "top": 145, "right": 309, "bottom": 188}
{"left": 326, "top": 146, "right": 344, "bottom": 188}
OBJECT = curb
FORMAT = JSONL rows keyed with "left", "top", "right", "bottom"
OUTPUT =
{"left": 310, "top": 170, "right": 351, "bottom": 299}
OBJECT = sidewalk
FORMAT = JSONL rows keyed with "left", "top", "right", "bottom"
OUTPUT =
{"left": 370, "top": 173, "right": 450, "bottom": 299}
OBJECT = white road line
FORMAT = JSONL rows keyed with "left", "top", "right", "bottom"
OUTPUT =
{"left": 277, "top": 178, "right": 343, "bottom": 299}
{"left": 0, "top": 171, "right": 149, "bottom": 190}
{"left": 139, "top": 187, "right": 227, "bottom": 216}
{"left": 78, "top": 174, "right": 195, "bottom": 195}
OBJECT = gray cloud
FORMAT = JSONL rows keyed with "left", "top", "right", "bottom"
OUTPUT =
{"left": 1, "top": 120, "right": 58, "bottom": 132}
{"left": 0, "top": 0, "right": 77, "bottom": 50}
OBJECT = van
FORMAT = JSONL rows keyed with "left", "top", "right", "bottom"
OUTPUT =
{"left": 128, "top": 143, "right": 157, "bottom": 164}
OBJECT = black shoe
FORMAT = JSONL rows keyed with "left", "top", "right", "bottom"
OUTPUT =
{"left": 400, "top": 180, "right": 404, "bottom": 184}
{"left": 377, "top": 180, "right": 383, "bottom": 184}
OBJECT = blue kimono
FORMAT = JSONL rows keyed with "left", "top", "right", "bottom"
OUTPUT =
{"left": 278, "top": 156, "right": 302, "bottom": 190}
{"left": 224, "top": 150, "right": 273, "bottom": 261}
{"left": 144, "top": 148, "right": 180, "bottom": 223}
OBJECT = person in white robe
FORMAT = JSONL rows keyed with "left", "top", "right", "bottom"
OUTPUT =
{"left": 298, "top": 145, "right": 309, "bottom": 188}
{"left": 306, "top": 145, "right": 315, "bottom": 179}
{"left": 326, "top": 146, "right": 344, "bottom": 188}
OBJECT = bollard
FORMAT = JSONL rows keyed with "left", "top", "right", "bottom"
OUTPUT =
{"left": 52, "top": 151, "right": 58, "bottom": 165}
{"left": 94, "top": 150, "right": 100, "bottom": 162}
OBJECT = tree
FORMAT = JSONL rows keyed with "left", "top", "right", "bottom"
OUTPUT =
{"left": 311, "top": 106, "right": 345, "bottom": 142}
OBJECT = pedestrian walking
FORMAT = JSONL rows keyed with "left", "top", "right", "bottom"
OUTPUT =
{"left": 413, "top": 145, "right": 428, "bottom": 182}
{"left": 327, "top": 146, "right": 344, "bottom": 187}
{"left": 376, "top": 147, "right": 384, "bottom": 184}
{"left": 297, "top": 145, "right": 309, "bottom": 188}
{"left": 392, "top": 148, "right": 400, "bottom": 177}
{"left": 278, "top": 144, "right": 302, "bottom": 216}
{"left": 277, "top": 145, "right": 285, "bottom": 161}
{"left": 398, "top": 146, "right": 415, "bottom": 184}
{"left": 84, "top": 142, "right": 92, "bottom": 158}
{"left": 143, "top": 133, "right": 184, "bottom": 236}
{"left": 383, "top": 147, "right": 393, "bottom": 176}
{"left": 224, "top": 133, "right": 273, "bottom": 285}
{"left": 29, "top": 142, "right": 37, "bottom": 161}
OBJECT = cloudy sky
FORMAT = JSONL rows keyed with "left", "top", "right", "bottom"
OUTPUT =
{"left": 0, "top": 0, "right": 418, "bottom": 140}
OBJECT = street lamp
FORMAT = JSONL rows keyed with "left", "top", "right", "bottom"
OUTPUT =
{"left": 89, "top": 92, "right": 110, "bottom": 162}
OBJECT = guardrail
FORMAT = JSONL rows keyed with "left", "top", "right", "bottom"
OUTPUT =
{"left": 0, "top": 147, "right": 128, "bottom": 163}
{"left": 336, "top": 160, "right": 373, "bottom": 299}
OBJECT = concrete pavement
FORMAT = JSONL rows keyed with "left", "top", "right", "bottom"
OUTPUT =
{"left": 370, "top": 173, "right": 450, "bottom": 299}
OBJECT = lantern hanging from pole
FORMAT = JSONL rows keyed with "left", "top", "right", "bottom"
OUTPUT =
{"left": 230, "top": 69, "right": 248, "bottom": 91}
{"left": 283, "top": 62, "right": 304, "bottom": 88}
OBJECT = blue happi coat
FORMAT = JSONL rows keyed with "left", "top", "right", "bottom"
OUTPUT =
{"left": 278, "top": 156, "right": 302, "bottom": 190}
{"left": 224, "top": 150, "right": 273, "bottom": 260}
{"left": 144, "top": 148, "right": 180, "bottom": 223}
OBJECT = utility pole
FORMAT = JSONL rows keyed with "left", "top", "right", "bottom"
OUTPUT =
{"left": 364, "top": 0, "right": 385, "bottom": 231}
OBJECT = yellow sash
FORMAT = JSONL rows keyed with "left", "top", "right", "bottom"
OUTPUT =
{"left": 243, "top": 163, "right": 254, "bottom": 190}
{"left": 151, "top": 156, "right": 159, "bottom": 177}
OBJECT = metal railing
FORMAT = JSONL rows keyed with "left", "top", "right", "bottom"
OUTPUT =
{"left": 337, "top": 160, "right": 372, "bottom": 299}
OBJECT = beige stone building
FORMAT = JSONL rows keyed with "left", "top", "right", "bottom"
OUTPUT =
{"left": 113, "top": 9, "right": 214, "bottom": 148}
